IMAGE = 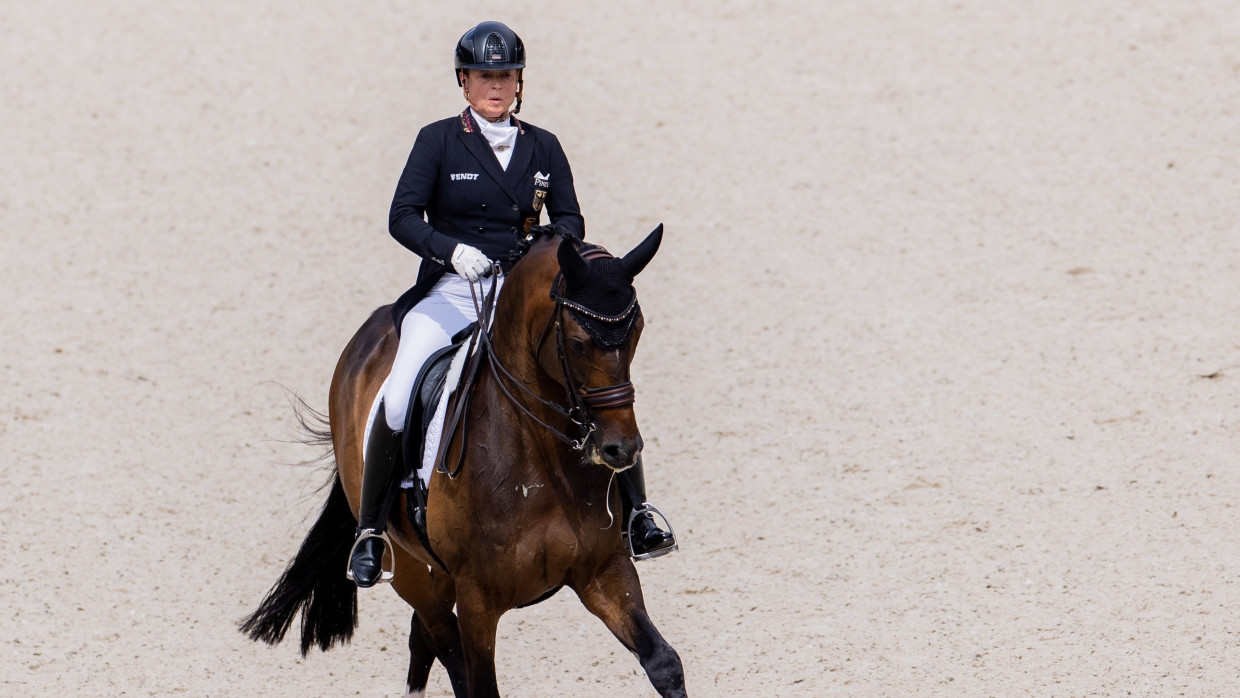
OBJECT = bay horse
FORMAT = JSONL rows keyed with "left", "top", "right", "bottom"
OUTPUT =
{"left": 241, "top": 226, "right": 687, "bottom": 697}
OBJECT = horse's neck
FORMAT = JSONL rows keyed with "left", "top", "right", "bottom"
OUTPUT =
{"left": 489, "top": 256, "right": 565, "bottom": 414}
{"left": 471, "top": 367, "right": 613, "bottom": 516}
{"left": 482, "top": 285, "right": 611, "bottom": 501}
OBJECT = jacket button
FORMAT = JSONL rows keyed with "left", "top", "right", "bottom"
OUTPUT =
{"left": 481, "top": 203, "right": 487, "bottom": 211}
{"left": 477, "top": 227, "right": 484, "bottom": 232}
{"left": 510, "top": 227, "right": 517, "bottom": 234}
{"left": 511, "top": 204, "right": 519, "bottom": 211}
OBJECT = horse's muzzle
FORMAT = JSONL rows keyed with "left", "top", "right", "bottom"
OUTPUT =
{"left": 595, "top": 439, "right": 641, "bottom": 471}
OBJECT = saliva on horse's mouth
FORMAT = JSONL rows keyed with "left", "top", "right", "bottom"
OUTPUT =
{"left": 586, "top": 445, "right": 639, "bottom": 472}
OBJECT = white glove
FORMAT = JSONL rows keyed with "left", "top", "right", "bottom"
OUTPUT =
{"left": 450, "top": 243, "right": 491, "bottom": 282}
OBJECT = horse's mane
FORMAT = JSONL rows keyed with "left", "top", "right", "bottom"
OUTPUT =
{"left": 507, "top": 223, "right": 581, "bottom": 268}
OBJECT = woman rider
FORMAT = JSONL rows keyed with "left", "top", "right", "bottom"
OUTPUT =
{"left": 348, "top": 21, "right": 677, "bottom": 588}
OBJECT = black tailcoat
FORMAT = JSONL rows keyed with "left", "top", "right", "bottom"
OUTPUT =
{"left": 388, "top": 109, "right": 585, "bottom": 331}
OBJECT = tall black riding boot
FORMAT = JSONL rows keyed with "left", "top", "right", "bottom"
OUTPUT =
{"left": 617, "top": 460, "right": 678, "bottom": 560}
{"left": 348, "top": 401, "right": 401, "bottom": 587}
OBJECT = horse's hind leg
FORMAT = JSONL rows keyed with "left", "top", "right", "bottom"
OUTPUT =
{"left": 404, "top": 611, "right": 435, "bottom": 697}
{"left": 574, "top": 559, "right": 687, "bottom": 698}
{"left": 391, "top": 545, "right": 468, "bottom": 696}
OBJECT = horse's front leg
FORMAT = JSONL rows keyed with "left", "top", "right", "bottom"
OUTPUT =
{"left": 454, "top": 577, "right": 505, "bottom": 698}
{"left": 574, "top": 558, "right": 687, "bottom": 698}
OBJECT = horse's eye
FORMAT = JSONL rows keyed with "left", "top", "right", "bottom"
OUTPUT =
{"left": 569, "top": 338, "right": 587, "bottom": 355}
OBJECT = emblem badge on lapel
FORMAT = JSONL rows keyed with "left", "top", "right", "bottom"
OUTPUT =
{"left": 531, "top": 170, "right": 550, "bottom": 216}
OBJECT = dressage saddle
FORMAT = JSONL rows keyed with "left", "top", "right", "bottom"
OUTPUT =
{"left": 396, "top": 322, "right": 477, "bottom": 534}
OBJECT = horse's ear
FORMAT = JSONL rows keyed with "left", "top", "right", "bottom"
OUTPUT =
{"left": 557, "top": 236, "right": 589, "bottom": 286}
{"left": 620, "top": 224, "right": 663, "bottom": 278}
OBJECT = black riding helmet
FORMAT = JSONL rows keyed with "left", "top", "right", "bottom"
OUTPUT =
{"left": 454, "top": 21, "right": 525, "bottom": 115}
{"left": 454, "top": 21, "right": 525, "bottom": 84}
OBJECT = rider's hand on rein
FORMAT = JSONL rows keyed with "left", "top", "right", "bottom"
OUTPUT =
{"left": 451, "top": 243, "right": 492, "bottom": 282}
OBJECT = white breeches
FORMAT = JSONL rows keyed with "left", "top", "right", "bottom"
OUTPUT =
{"left": 383, "top": 273, "right": 503, "bottom": 433}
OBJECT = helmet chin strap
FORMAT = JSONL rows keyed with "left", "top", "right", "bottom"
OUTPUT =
{"left": 513, "top": 75, "right": 523, "bottom": 115}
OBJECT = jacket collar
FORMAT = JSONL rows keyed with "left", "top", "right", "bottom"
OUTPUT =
{"left": 458, "top": 109, "right": 529, "bottom": 205}
{"left": 503, "top": 119, "right": 535, "bottom": 194}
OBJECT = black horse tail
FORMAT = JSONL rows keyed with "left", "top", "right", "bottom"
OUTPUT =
{"left": 239, "top": 474, "right": 359, "bottom": 655}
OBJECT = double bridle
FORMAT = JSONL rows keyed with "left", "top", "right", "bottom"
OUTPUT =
{"left": 435, "top": 262, "right": 637, "bottom": 478}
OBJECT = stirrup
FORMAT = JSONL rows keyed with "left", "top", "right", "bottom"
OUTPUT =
{"left": 345, "top": 528, "right": 396, "bottom": 584}
{"left": 624, "top": 504, "right": 679, "bottom": 561}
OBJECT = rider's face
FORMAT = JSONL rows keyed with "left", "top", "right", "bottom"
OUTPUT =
{"left": 461, "top": 69, "right": 519, "bottom": 122}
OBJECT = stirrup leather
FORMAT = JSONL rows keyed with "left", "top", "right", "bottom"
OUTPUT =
{"left": 624, "top": 504, "right": 679, "bottom": 561}
{"left": 345, "top": 528, "right": 396, "bottom": 584}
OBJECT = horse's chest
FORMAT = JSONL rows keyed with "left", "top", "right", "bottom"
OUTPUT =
{"left": 435, "top": 473, "right": 616, "bottom": 590}
{"left": 489, "top": 496, "right": 610, "bottom": 577}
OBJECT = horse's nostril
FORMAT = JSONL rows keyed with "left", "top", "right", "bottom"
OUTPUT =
{"left": 602, "top": 443, "right": 627, "bottom": 463}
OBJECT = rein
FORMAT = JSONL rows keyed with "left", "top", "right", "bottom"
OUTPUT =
{"left": 434, "top": 262, "right": 636, "bottom": 478}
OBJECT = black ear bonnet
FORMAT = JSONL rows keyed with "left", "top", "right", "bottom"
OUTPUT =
{"left": 552, "top": 242, "right": 641, "bottom": 349}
